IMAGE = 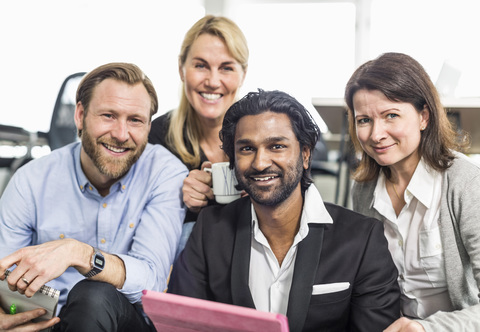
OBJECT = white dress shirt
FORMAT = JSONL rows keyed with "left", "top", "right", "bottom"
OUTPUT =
{"left": 373, "top": 159, "right": 454, "bottom": 318}
{"left": 248, "top": 185, "right": 333, "bottom": 315}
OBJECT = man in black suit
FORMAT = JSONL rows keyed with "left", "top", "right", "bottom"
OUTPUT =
{"left": 168, "top": 89, "right": 400, "bottom": 332}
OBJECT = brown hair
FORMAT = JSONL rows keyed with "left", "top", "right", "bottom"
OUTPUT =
{"left": 76, "top": 62, "right": 158, "bottom": 120}
{"left": 344, "top": 52, "right": 468, "bottom": 182}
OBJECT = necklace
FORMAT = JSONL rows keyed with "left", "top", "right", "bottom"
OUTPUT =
{"left": 391, "top": 181, "right": 402, "bottom": 200}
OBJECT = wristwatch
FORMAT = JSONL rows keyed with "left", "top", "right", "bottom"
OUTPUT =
{"left": 83, "top": 247, "right": 105, "bottom": 278}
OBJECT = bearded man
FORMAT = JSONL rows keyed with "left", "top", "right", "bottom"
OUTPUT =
{"left": 0, "top": 63, "right": 188, "bottom": 331}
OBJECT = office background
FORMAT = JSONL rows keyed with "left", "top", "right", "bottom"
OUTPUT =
{"left": 1, "top": 0, "right": 479, "bottom": 131}
{"left": 1, "top": 0, "right": 479, "bottom": 200}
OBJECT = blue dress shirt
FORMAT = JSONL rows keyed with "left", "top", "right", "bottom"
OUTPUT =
{"left": 0, "top": 142, "right": 188, "bottom": 309}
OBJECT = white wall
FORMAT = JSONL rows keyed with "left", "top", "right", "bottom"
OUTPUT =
{"left": 0, "top": 0, "right": 204, "bottom": 132}
{"left": 1, "top": 0, "right": 480, "bottom": 135}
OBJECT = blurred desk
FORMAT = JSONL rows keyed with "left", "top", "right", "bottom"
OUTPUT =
{"left": 312, "top": 98, "right": 348, "bottom": 156}
{"left": 0, "top": 124, "right": 48, "bottom": 147}
{"left": 0, "top": 124, "right": 48, "bottom": 169}
{"left": 0, "top": 124, "right": 32, "bottom": 194}
{"left": 311, "top": 98, "right": 350, "bottom": 206}
{"left": 442, "top": 97, "right": 480, "bottom": 154}
{"left": 0, "top": 124, "right": 31, "bottom": 145}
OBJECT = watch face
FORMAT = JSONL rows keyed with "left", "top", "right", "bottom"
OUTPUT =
{"left": 95, "top": 255, "right": 105, "bottom": 268}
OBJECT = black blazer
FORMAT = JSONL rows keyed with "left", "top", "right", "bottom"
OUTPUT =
{"left": 168, "top": 196, "right": 400, "bottom": 332}
{"left": 148, "top": 111, "right": 211, "bottom": 222}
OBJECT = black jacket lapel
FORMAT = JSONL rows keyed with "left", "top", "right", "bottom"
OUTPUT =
{"left": 286, "top": 224, "right": 325, "bottom": 332}
{"left": 231, "top": 199, "right": 255, "bottom": 308}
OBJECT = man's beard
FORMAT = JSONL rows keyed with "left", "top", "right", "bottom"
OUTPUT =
{"left": 235, "top": 153, "right": 304, "bottom": 206}
{"left": 81, "top": 122, "right": 146, "bottom": 180}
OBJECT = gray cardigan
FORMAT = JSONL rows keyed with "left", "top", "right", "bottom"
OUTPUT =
{"left": 352, "top": 153, "right": 480, "bottom": 332}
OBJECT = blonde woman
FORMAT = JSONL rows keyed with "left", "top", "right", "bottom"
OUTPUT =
{"left": 149, "top": 15, "right": 248, "bottom": 222}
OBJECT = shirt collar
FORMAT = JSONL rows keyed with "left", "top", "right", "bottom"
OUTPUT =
{"left": 73, "top": 143, "right": 89, "bottom": 193}
{"left": 372, "top": 158, "right": 439, "bottom": 210}
{"left": 372, "top": 174, "right": 395, "bottom": 220}
{"left": 250, "top": 184, "right": 333, "bottom": 245}
{"left": 250, "top": 185, "right": 333, "bottom": 227}
{"left": 406, "top": 158, "right": 438, "bottom": 209}
{"left": 302, "top": 184, "right": 334, "bottom": 225}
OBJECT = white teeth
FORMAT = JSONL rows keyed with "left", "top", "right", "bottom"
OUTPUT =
{"left": 104, "top": 144, "right": 126, "bottom": 153}
{"left": 200, "top": 93, "right": 221, "bottom": 100}
{"left": 253, "top": 176, "right": 275, "bottom": 181}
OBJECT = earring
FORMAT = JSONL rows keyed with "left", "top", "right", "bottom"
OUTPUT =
{"left": 421, "top": 126, "right": 426, "bottom": 131}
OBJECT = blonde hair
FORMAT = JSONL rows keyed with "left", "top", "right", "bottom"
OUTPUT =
{"left": 167, "top": 15, "right": 249, "bottom": 168}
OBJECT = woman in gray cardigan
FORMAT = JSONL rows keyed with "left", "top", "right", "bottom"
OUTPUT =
{"left": 344, "top": 52, "right": 480, "bottom": 332}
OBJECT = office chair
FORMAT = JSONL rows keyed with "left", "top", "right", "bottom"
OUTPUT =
{"left": 46, "top": 72, "right": 86, "bottom": 150}
{"left": 0, "top": 124, "right": 34, "bottom": 168}
{"left": 0, "top": 72, "right": 85, "bottom": 194}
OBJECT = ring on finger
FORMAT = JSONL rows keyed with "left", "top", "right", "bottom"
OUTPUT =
{"left": 21, "top": 277, "right": 30, "bottom": 285}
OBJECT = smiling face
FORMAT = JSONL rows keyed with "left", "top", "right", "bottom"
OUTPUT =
{"left": 180, "top": 33, "right": 245, "bottom": 124}
{"left": 353, "top": 89, "right": 429, "bottom": 172}
{"left": 234, "top": 112, "right": 310, "bottom": 206}
{"left": 75, "top": 78, "right": 151, "bottom": 187}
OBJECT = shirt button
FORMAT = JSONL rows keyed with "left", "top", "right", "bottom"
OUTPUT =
{"left": 399, "top": 274, "right": 405, "bottom": 280}
{"left": 89, "top": 186, "right": 93, "bottom": 191}
{"left": 102, "top": 203, "right": 107, "bottom": 208}
{"left": 59, "top": 234, "right": 65, "bottom": 239}
{"left": 129, "top": 223, "right": 134, "bottom": 228}
{"left": 80, "top": 185, "right": 84, "bottom": 190}
{"left": 101, "top": 238, "right": 106, "bottom": 244}
{"left": 398, "top": 240, "right": 403, "bottom": 247}
{"left": 122, "top": 185, "right": 126, "bottom": 190}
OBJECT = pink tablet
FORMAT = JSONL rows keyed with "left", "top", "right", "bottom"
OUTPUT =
{"left": 142, "top": 290, "right": 289, "bottom": 332}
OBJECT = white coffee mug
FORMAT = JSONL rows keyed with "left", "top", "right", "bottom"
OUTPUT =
{"left": 204, "top": 162, "right": 242, "bottom": 204}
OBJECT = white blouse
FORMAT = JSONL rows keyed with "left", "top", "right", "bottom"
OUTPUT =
{"left": 372, "top": 159, "right": 454, "bottom": 319}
